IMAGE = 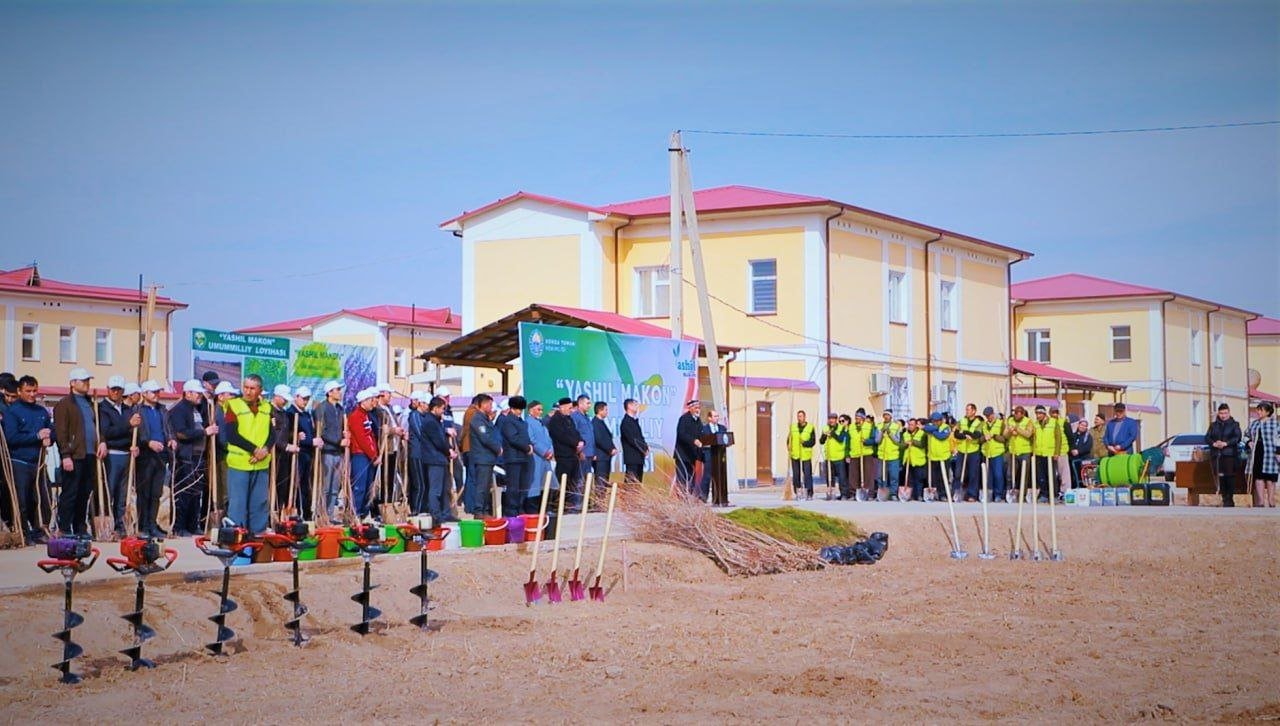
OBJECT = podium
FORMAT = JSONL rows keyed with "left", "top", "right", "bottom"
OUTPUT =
{"left": 699, "top": 431, "right": 735, "bottom": 506}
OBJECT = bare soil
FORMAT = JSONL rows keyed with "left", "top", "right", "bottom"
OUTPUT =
{"left": 1, "top": 513, "right": 1277, "bottom": 722}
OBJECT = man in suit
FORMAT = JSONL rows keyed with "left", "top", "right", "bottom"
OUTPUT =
{"left": 497, "top": 395, "right": 533, "bottom": 516}
{"left": 1102, "top": 403, "right": 1140, "bottom": 455}
{"left": 619, "top": 398, "right": 648, "bottom": 483}
{"left": 701, "top": 409, "right": 729, "bottom": 504}
{"left": 591, "top": 401, "right": 617, "bottom": 486}
{"left": 570, "top": 395, "right": 596, "bottom": 493}
{"left": 466, "top": 393, "right": 502, "bottom": 517}
{"left": 674, "top": 399, "right": 703, "bottom": 495}
{"left": 548, "top": 397, "right": 584, "bottom": 511}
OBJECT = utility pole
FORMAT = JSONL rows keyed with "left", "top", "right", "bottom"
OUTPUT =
{"left": 668, "top": 131, "right": 684, "bottom": 341}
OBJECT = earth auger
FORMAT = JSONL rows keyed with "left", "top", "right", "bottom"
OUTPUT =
{"left": 37, "top": 536, "right": 99, "bottom": 684}
{"left": 396, "top": 520, "right": 447, "bottom": 631}
{"left": 194, "top": 525, "right": 255, "bottom": 655}
{"left": 259, "top": 517, "right": 317, "bottom": 647}
{"left": 106, "top": 536, "right": 178, "bottom": 670}
{"left": 342, "top": 522, "right": 396, "bottom": 635}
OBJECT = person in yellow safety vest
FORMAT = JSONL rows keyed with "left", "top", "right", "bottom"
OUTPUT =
{"left": 954, "top": 403, "right": 984, "bottom": 501}
{"left": 922, "top": 411, "right": 952, "bottom": 501}
{"left": 1005, "top": 405, "right": 1035, "bottom": 499}
{"left": 1050, "top": 406, "right": 1072, "bottom": 496}
{"left": 1031, "top": 405, "right": 1061, "bottom": 502}
{"left": 900, "top": 418, "right": 927, "bottom": 500}
{"left": 223, "top": 374, "right": 277, "bottom": 535}
{"left": 787, "top": 410, "right": 817, "bottom": 500}
{"left": 819, "top": 413, "right": 850, "bottom": 500}
{"left": 847, "top": 408, "right": 879, "bottom": 497}
{"left": 876, "top": 410, "right": 903, "bottom": 495}
{"left": 979, "top": 406, "right": 1008, "bottom": 501}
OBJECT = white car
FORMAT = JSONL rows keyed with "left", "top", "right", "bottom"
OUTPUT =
{"left": 1160, "top": 433, "right": 1208, "bottom": 481}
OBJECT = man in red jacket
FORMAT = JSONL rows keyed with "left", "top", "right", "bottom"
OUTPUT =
{"left": 347, "top": 388, "right": 379, "bottom": 518}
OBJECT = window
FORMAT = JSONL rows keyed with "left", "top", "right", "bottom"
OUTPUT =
{"left": 393, "top": 348, "right": 408, "bottom": 378}
{"left": 748, "top": 259, "right": 777, "bottom": 314}
{"left": 1212, "top": 331, "right": 1223, "bottom": 368}
{"left": 1026, "top": 329, "right": 1051, "bottom": 363}
{"left": 149, "top": 331, "right": 159, "bottom": 368}
{"left": 21, "top": 323, "right": 39, "bottom": 361}
{"left": 933, "top": 380, "right": 958, "bottom": 415}
{"left": 1191, "top": 399, "right": 1203, "bottom": 426}
{"left": 889, "top": 376, "right": 910, "bottom": 418}
{"left": 887, "top": 271, "right": 907, "bottom": 323}
{"left": 1110, "top": 325, "right": 1132, "bottom": 361}
{"left": 59, "top": 326, "right": 76, "bottom": 363}
{"left": 1190, "top": 326, "right": 1202, "bottom": 366}
{"left": 939, "top": 280, "right": 957, "bottom": 331}
{"left": 95, "top": 328, "right": 112, "bottom": 365}
{"left": 634, "top": 266, "right": 670, "bottom": 318}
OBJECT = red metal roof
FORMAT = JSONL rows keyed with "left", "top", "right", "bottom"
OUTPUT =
{"left": 1011, "top": 358, "right": 1123, "bottom": 390}
{"left": 1013, "top": 272, "right": 1258, "bottom": 316}
{"left": 439, "top": 191, "right": 605, "bottom": 228}
{"left": 238, "top": 305, "right": 460, "bottom": 334}
{"left": 1248, "top": 317, "right": 1280, "bottom": 336}
{"left": 536, "top": 303, "right": 702, "bottom": 344}
{"left": 1250, "top": 388, "right": 1280, "bottom": 404}
{"left": 0, "top": 266, "right": 186, "bottom": 308}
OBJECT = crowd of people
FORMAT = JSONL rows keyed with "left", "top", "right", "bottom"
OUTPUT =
{"left": 783, "top": 400, "right": 1280, "bottom": 507}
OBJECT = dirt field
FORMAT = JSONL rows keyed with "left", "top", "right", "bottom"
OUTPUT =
{"left": 1, "top": 512, "right": 1277, "bottom": 722}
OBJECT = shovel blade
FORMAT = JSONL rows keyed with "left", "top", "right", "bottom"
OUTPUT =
{"left": 567, "top": 579, "right": 585, "bottom": 602}
{"left": 588, "top": 586, "right": 604, "bottom": 602}
{"left": 544, "top": 579, "right": 562, "bottom": 603}
{"left": 523, "top": 574, "right": 542, "bottom": 604}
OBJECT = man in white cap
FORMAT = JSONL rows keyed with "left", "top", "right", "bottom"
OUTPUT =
{"left": 134, "top": 380, "right": 176, "bottom": 537}
{"left": 289, "top": 387, "right": 315, "bottom": 518}
{"left": 269, "top": 383, "right": 300, "bottom": 518}
{"left": 96, "top": 375, "right": 135, "bottom": 536}
{"left": 52, "top": 367, "right": 98, "bottom": 536}
{"left": 315, "top": 380, "right": 347, "bottom": 518}
{"left": 405, "top": 391, "right": 428, "bottom": 514}
{"left": 222, "top": 374, "right": 275, "bottom": 535}
{"left": 124, "top": 382, "right": 142, "bottom": 407}
{"left": 167, "top": 379, "right": 218, "bottom": 536}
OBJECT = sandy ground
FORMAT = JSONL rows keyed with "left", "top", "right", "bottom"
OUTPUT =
{"left": 1, "top": 511, "right": 1277, "bottom": 723}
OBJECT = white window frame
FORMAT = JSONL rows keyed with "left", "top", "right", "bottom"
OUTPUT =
{"left": 1191, "top": 398, "right": 1203, "bottom": 427}
{"left": 393, "top": 348, "right": 408, "bottom": 378}
{"left": 633, "top": 266, "right": 670, "bottom": 318}
{"left": 939, "top": 280, "right": 957, "bottom": 331}
{"left": 1190, "top": 326, "right": 1202, "bottom": 367}
{"left": 1212, "top": 330, "right": 1224, "bottom": 369}
{"left": 887, "top": 270, "right": 907, "bottom": 324}
{"left": 1026, "top": 329, "right": 1051, "bottom": 363}
{"left": 21, "top": 323, "right": 40, "bottom": 361}
{"left": 149, "top": 331, "right": 159, "bottom": 368}
{"left": 889, "top": 376, "right": 910, "bottom": 418}
{"left": 747, "top": 258, "right": 777, "bottom": 315}
{"left": 1109, "top": 325, "right": 1132, "bottom": 362}
{"left": 95, "top": 328, "right": 113, "bottom": 365}
{"left": 59, "top": 325, "right": 77, "bottom": 363}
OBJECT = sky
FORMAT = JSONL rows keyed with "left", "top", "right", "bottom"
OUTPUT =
{"left": 1, "top": 0, "right": 1276, "bottom": 377}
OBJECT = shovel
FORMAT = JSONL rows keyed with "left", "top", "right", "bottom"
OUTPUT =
{"left": 523, "top": 471, "right": 553, "bottom": 604}
{"left": 567, "top": 472, "right": 594, "bottom": 602}
{"left": 588, "top": 481, "right": 619, "bottom": 602}
{"left": 545, "top": 474, "right": 569, "bottom": 603}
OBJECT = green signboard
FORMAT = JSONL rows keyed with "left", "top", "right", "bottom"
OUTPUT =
{"left": 191, "top": 328, "right": 290, "bottom": 359}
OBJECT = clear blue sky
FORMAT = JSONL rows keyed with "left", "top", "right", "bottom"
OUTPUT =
{"left": 1, "top": 1, "right": 1276, "bottom": 376}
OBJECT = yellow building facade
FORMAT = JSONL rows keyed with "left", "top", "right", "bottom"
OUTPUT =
{"left": 444, "top": 186, "right": 1029, "bottom": 484}
{"left": 1246, "top": 316, "right": 1280, "bottom": 405}
{"left": 1012, "top": 273, "right": 1255, "bottom": 442}
{"left": 1, "top": 265, "right": 185, "bottom": 388}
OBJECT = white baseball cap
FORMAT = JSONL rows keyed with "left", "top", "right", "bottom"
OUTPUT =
{"left": 355, "top": 388, "right": 376, "bottom": 403}
{"left": 323, "top": 380, "right": 343, "bottom": 394}
{"left": 68, "top": 367, "right": 93, "bottom": 382}
{"left": 377, "top": 383, "right": 393, "bottom": 394}
{"left": 435, "top": 386, "right": 451, "bottom": 398}
{"left": 392, "top": 404, "right": 404, "bottom": 415}
{"left": 141, "top": 380, "right": 163, "bottom": 393}
{"left": 123, "top": 383, "right": 142, "bottom": 396}
{"left": 182, "top": 379, "right": 204, "bottom": 394}
{"left": 410, "top": 391, "right": 427, "bottom": 403}
{"left": 294, "top": 386, "right": 312, "bottom": 399}
{"left": 107, "top": 375, "right": 127, "bottom": 389}
{"left": 272, "top": 384, "right": 292, "bottom": 400}
{"left": 214, "top": 381, "right": 237, "bottom": 396}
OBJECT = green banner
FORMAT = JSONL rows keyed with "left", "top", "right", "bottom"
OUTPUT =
{"left": 191, "top": 328, "right": 290, "bottom": 359}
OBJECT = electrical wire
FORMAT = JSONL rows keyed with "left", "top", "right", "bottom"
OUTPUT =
{"left": 680, "top": 120, "right": 1280, "bottom": 140}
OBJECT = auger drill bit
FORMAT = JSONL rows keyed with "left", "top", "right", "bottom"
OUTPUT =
{"left": 283, "top": 557, "right": 309, "bottom": 646}
{"left": 206, "top": 564, "right": 238, "bottom": 655}
{"left": 195, "top": 532, "right": 252, "bottom": 656}
{"left": 120, "top": 578, "right": 157, "bottom": 669}
{"left": 343, "top": 529, "right": 393, "bottom": 635}
{"left": 38, "top": 546, "right": 99, "bottom": 685}
{"left": 350, "top": 556, "right": 383, "bottom": 635}
{"left": 408, "top": 549, "right": 440, "bottom": 630}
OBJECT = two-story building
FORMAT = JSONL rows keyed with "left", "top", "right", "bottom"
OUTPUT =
{"left": 1011, "top": 273, "right": 1256, "bottom": 441}
{"left": 1247, "top": 316, "right": 1280, "bottom": 408}
{"left": 2, "top": 265, "right": 186, "bottom": 390}
{"left": 237, "top": 304, "right": 462, "bottom": 392}
{"left": 442, "top": 185, "right": 1030, "bottom": 483}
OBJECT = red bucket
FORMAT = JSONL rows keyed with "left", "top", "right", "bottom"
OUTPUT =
{"left": 315, "top": 526, "right": 344, "bottom": 560}
{"left": 427, "top": 526, "right": 449, "bottom": 551}
{"left": 483, "top": 518, "right": 508, "bottom": 546}
{"left": 520, "top": 514, "right": 546, "bottom": 542}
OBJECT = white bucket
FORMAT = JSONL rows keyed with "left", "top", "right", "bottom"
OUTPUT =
{"left": 442, "top": 525, "right": 461, "bottom": 550}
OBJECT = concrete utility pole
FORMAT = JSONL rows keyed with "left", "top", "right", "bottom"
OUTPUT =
{"left": 668, "top": 131, "right": 684, "bottom": 341}
{"left": 667, "top": 131, "right": 727, "bottom": 421}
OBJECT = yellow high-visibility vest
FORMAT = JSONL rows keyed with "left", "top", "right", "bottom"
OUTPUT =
{"left": 981, "top": 419, "right": 1006, "bottom": 458}
{"left": 956, "top": 416, "right": 982, "bottom": 455}
{"left": 926, "top": 424, "right": 952, "bottom": 462}
{"left": 1006, "top": 417, "right": 1034, "bottom": 456}
{"left": 901, "top": 429, "right": 926, "bottom": 467}
{"left": 225, "top": 397, "right": 272, "bottom": 472}
{"left": 877, "top": 422, "right": 902, "bottom": 461}
{"left": 788, "top": 422, "right": 815, "bottom": 461}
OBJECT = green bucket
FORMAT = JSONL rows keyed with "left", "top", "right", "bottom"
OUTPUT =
{"left": 459, "top": 519, "right": 485, "bottom": 548}
{"left": 340, "top": 527, "right": 359, "bottom": 558}
{"left": 296, "top": 537, "right": 320, "bottom": 561}
{"left": 382, "top": 524, "right": 406, "bottom": 554}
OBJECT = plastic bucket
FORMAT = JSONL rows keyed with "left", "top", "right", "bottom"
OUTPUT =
{"left": 296, "top": 536, "right": 320, "bottom": 561}
{"left": 459, "top": 519, "right": 485, "bottom": 548}
{"left": 520, "top": 514, "right": 546, "bottom": 543}
{"left": 543, "top": 512, "right": 560, "bottom": 541}
{"left": 483, "top": 517, "right": 508, "bottom": 546}
{"left": 314, "top": 527, "right": 343, "bottom": 560}
{"left": 506, "top": 516, "right": 526, "bottom": 544}
{"left": 443, "top": 525, "right": 461, "bottom": 550}
{"left": 1130, "top": 484, "right": 1148, "bottom": 506}
{"left": 382, "top": 524, "right": 406, "bottom": 554}
{"left": 427, "top": 527, "right": 449, "bottom": 551}
{"left": 340, "top": 527, "right": 359, "bottom": 558}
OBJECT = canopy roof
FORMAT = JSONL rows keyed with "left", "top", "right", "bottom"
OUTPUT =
{"left": 1011, "top": 359, "right": 1126, "bottom": 393}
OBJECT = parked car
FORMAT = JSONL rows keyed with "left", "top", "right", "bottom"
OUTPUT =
{"left": 1159, "top": 433, "right": 1209, "bottom": 481}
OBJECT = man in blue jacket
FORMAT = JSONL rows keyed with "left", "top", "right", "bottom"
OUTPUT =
{"left": 524, "top": 400, "right": 555, "bottom": 514}
{"left": 1102, "top": 403, "right": 1140, "bottom": 456}
{"left": 467, "top": 393, "right": 503, "bottom": 517}
{"left": 570, "top": 395, "right": 596, "bottom": 492}
{"left": 2, "top": 375, "right": 53, "bottom": 543}
{"left": 420, "top": 396, "right": 454, "bottom": 522}
{"left": 497, "top": 396, "right": 533, "bottom": 516}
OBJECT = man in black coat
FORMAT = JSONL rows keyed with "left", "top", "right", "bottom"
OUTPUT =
{"left": 96, "top": 376, "right": 137, "bottom": 536}
{"left": 167, "top": 379, "right": 217, "bottom": 536}
{"left": 547, "top": 397, "right": 584, "bottom": 511}
{"left": 497, "top": 396, "right": 534, "bottom": 515}
{"left": 674, "top": 399, "right": 704, "bottom": 495}
{"left": 1206, "top": 403, "right": 1243, "bottom": 507}
{"left": 619, "top": 398, "right": 648, "bottom": 482}
{"left": 591, "top": 401, "right": 617, "bottom": 485}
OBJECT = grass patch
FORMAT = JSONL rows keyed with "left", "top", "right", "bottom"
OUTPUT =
{"left": 721, "top": 507, "right": 864, "bottom": 548}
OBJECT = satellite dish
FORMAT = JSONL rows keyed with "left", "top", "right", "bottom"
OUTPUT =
{"left": 1248, "top": 368, "right": 1261, "bottom": 390}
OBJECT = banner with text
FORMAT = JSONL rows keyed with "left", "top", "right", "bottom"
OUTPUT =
{"left": 519, "top": 322, "right": 698, "bottom": 475}
{"left": 192, "top": 329, "right": 376, "bottom": 407}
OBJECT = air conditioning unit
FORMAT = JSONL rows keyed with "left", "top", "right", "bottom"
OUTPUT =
{"left": 868, "top": 373, "right": 889, "bottom": 395}
{"left": 930, "top": 384, "right": 948, "bottom": 403}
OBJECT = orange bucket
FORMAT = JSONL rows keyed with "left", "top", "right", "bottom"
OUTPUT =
{"left": 427, "top": 526, "right": 449, "bottom": 551}
{"left": 483, "top": 517, "right": 508, "bottom": 546}
{"left": 520, "top": 514, "right": 546, "bottom": 542}
{"left": 315, "top": 526, "right": 344, "bottom": 560}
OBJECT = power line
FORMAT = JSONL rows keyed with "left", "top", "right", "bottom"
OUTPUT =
{"left": 680, "top": 120, "right": 1280, "bottom": 140}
